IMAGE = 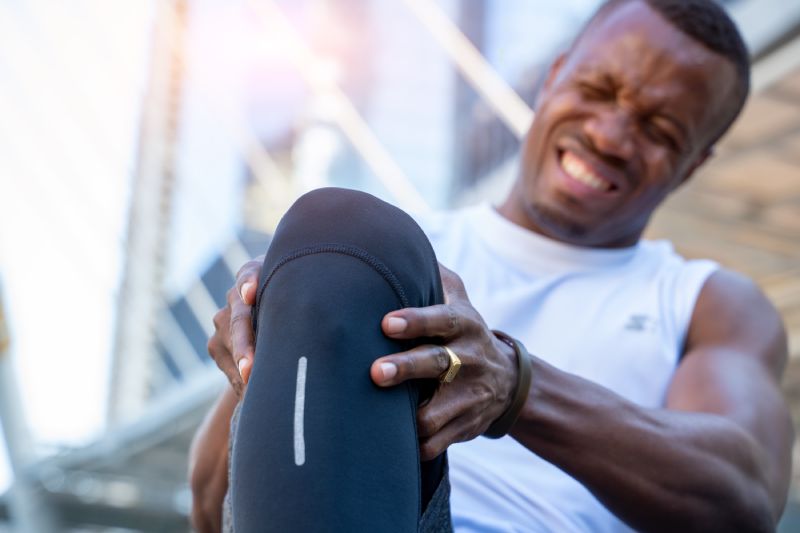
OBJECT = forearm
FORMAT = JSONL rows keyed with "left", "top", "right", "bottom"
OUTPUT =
{"left": 510, "top": 358, "right": 775, "bottom": 533}
{"left": 189, "top": 387, "right": 238, "bottom": 533}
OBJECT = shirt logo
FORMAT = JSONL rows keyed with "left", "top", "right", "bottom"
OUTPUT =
{"left": 625, "top": 314, "right": 658, "bottom": 332}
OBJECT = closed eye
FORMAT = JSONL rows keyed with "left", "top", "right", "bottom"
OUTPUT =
{"left": 578, "top": 82, "right": 612, "bottom": 101}
{"left": 644, "top": 119, "right": 680, "bottom": 151}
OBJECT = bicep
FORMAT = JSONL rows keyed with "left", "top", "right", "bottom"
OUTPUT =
{"left": 667, "top": 348, "right": 786, "bottom": 433}
{"left": 666, "top": 347, "right": 793, "bottom": 517}
{"left": 666, "top": 269, "right": 793, "bottom": 513}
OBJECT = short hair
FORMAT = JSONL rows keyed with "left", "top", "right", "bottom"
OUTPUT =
{"left": 581, "top": 0, "right": 751, "bottom": 145}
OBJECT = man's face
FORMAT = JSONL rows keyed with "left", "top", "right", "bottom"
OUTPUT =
{"left": 509, "top": 1, "right": 739, "bottom": 248}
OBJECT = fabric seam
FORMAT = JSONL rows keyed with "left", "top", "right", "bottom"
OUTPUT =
{"left": 254, "top": 244, "right": 411, "bottom": 321}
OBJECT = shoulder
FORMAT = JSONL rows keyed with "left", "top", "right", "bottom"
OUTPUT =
{"left": 686, "top": 268, "right": 787, "bottom": 375}
{"left": 638, "top": 239, "right": 704, "bottom": 268}
{"left": 633, "top": 240, "right": 719, "bottom": 348}
{"left": 636, "top": 240, "right": 718, "bottom": 283}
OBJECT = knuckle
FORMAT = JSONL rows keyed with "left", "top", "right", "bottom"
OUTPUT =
{"left": 234, "top": 340, "right": 252, "bottom": 361}
{"left": 436, "top": 347, "right": 450, "bottom": 372}
{"left": 420, "top": 441, "right": 438, "bottom": 460}
{"left": 206, "top": 337, "right": 218, "bottom": 357}
{"left": 236, "top": 260, "right": 260, "bottom": 281}
{"left": 460, "top": 310, "right": 480, "bottom": 333}
{"left": 419, "top": 441, "right": 432, "bottom": 459}
{"left": 212, "top": 309, "right": 225, "bottom": 330}
{"left": 473, "top": 384, "right": 494, "bottom": 406}
{"left": 446, "top": 306, "right": 460, "bottom": 333}
{"left": 230, "top": 311, "right": 250, "bottom": 329}
{"left": 444, "top": 269, "right": 466, "bottom": 291}
{"left": 418, "top": 413, "right": 439, "bottom": 436}
{"left": 209, "top": 348, "right": 229, "bottom": 372}
{"left": 402, "top": 354, "right": 418, "bottom": 376}
{"left": 440, "top": 264, "right": 458, "bottom": 283}
{"left": 415, "top": 311, "right": 429, "bottom": 334}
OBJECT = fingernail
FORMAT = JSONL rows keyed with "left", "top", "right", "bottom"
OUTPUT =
{"left": 386, "top": 317, "right": 407, "bottom": 334}
{"left": 240, "top": 282, "right": 255, "bottom": 303}
{"left": 380, "top": 362, "right": 397, "bottom": 381}
{"left": 238, "top": 358, "right": 249, "bottom": 377}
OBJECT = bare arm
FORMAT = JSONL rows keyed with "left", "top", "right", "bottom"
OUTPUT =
{"left": 373, "top": 268, "right": 793, "bottom": 532}
{"left": 189, "top": 256, "right": 262, "bottom": 532}
{"left": 511, "top": 271, "right": 791, "bottom": 531}
{"left": 189, "top": 387, "right": 238, "bottom": 533}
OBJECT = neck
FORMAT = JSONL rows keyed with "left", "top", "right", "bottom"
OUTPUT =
{"left": 496, "top": 190, "right": 642, "bottom": 250}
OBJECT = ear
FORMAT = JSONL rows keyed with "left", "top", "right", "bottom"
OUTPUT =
{"left": 535, "top": 53, "right": 567, "bottom": 106}
{"left": 676, "top": 146, "right": 714, "bottom": 188}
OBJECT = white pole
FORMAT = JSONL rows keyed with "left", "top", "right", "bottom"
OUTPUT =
{"left": 400, "top": 0, "right": 534, "bottom": 140}
{"left": 0, "top": 278, "right": 60, "bottom": 532}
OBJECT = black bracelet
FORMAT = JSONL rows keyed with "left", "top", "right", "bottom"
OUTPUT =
{"left": 484, "top": 330, "right": 533, "bottom": 439}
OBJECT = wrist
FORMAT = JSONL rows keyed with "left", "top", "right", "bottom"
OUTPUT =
{"left": 484, "top": 330, "right": 533, "bottom": 439}
{"left": 494, "top": 336, "right": 518, "bottom": 410}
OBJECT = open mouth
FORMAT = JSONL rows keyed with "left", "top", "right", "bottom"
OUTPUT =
{"left": 558, "top": 149, "right": 618, "bottom": 193}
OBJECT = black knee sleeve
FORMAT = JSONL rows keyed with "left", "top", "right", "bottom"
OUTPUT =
{"left": 231, "top": 188, "right": 444, "bottom": 532}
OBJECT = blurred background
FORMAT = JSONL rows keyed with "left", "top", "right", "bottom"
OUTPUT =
{"left": 0, "top": 0, "right": 798, "bottom": 531}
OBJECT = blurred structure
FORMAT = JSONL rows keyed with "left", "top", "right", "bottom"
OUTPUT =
{"left": 1, "top": 0, "right": 799, "bottom": 531}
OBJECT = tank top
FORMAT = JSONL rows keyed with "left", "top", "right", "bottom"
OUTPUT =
{"left": 415, "top": 203, "right": 718, "bottom": 533}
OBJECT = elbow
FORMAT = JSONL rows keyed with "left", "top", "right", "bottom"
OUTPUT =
{"left": 189, "top": 460, "right": 225, "bottom": 533}
{"left": 190, "top": 501, "right": 219, "bottom": 533}
{"left": 733, "top": 487, "right": 777, "bottom": 533}
{"left": 189, "top": 470, "right": 210, "bottom": 532}
{"left": 190, "top": 482, "right": 222, "bottom": 533}
{"left": 692, "top": 485, "right": 776, "bottom": 533}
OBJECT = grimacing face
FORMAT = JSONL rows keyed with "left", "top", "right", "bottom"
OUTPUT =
{"left": 500, "top": 1, "right": 739, "bottom": 248}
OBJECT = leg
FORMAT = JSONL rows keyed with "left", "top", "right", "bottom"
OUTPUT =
{"left": 231, "top": 188, "right": 447, "bottom": 532}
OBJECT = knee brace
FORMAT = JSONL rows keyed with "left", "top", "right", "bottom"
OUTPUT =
{"left": 232, "top": 188, "right": 444, "bottom": 533}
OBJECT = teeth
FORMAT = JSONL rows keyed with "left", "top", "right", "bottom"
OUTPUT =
{"left": 561, "top": 152, "right": 611, "bottom": 191}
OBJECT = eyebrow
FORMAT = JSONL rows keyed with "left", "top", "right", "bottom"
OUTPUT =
{"left": 580, "top": 67, "right": 691, "bottom": 139}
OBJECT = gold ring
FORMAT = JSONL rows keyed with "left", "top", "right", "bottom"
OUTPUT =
{"left": 439, "top": 346, "right": 462, "bottom": 384}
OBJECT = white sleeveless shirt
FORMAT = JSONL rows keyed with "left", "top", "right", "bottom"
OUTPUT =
{"left": 415, "top": 204, "right": 718, "bottom": 533}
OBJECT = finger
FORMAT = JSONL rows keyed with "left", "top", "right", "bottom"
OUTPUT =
{"left": 382, "top": 304, "right": 466, "bottom": 340}
{"left": 211, "top": 304, "right": 244, "bottom": 393}
{"left": 417, "top": 392, "right": 467, "bottom": 439}
{"left": 437, "top": 262, "right": 467, "bottom": 304}
{"left": 230, "top": 296, "right": 255, "bottom": 384}
{"left": 370, "top": 344, "right": 452, "bottom": 386}
{"left": 207, "top": 335, "right": 244, "bottom": 397}
{"left": 419, "top": 414, "right": 474, "bottom": 461}
{"left": 235, "top": 255, "right": 264, "bottom": 305}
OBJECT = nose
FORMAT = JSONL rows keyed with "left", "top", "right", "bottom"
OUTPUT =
{"left": 583, "top": 109, "right": 635, "bottom": 163}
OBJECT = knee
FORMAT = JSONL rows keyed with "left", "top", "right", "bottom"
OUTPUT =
{"left": 277, "top": 187, "right": 420, "bottom": 245}
{"left": 260, "top": 187, "right": 442, "bottom": 311}
{"left": 288, "top": 187, "right": 373, "bottom": 220}
{"left": 275, "top": 187, "right": 436, "bottom": 269}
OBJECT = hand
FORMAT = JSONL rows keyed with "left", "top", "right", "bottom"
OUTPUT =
{"left": 208, "top": 255, "right": 264, "bottom": 397}
{"left": 370, "top": 264, "right": 518, "bottom": 460}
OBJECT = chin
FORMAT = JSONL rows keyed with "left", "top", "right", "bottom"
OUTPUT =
{"left": 527, "top": 201, "right": 592, "bottom": 243}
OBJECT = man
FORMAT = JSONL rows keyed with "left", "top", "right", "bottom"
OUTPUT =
{"left": 190, "top": 0, "right": 794, "bottom": 531}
